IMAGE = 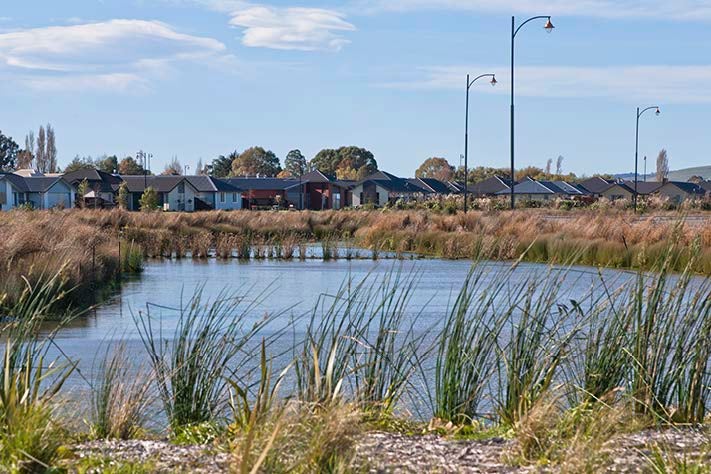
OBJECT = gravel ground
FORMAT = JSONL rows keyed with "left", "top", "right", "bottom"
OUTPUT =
{"left": 67, "top": 428, "right": 709, "bottom": 473}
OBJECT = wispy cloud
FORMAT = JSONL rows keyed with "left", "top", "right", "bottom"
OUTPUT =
{"left": 383, "top": 64, "right": 711, "bottom": 103}
{"left": 0, "top": 19, "right": 230, "bottom": 91}
{"left": 354, "top": 0, "right": 711, "bottom": 21}
{"left": 228, "top": 5, "right": 356, "bottom": 51}
{"left": 168, "top": 1, "right": 356, "bottom": 51}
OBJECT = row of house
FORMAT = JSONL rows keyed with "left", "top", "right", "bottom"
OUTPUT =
{"left": 1, "top": 167, "right": 709, "bottom": 212}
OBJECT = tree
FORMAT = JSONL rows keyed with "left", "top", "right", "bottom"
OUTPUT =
{"left": 64, "top": 155, "right": 95, "bottom": 173}
{"left": 284, "top": 149, "right": 307, "bottom": 177}
{"left": 556, "top": 155, "right": 564, "bottom": 175}
{"left": 46, "top": 124, "right": 58, "bottom": 173}
{"left": 0, "top": 130, "right": 19, "bottom": 172}
{"left": 210, "top": 153, "right": 236, "bottom": 178}
{"left": 545, "top": 158, "right": 552, "bottom": 176}
{"left": 117, "top": 182, "right": 129, "bottom": 210}
{"left": 656, "top": 149, "right": 669, "bottom": 182}
{"left": 139, "top": 187, "right": 159, "bottom": 211}
{"left": 36, "top": 126, "right": 46, "bottom": 172}
{"left": 231, "top": 147, "right": 281, "bottom": 177}
{"left": 515, "top": 166, "right": 545, "bottom": 182}
{"left": 17, "top": 131, "right": 34, "bottom": 169}
{"left": 277, "top": 169, "right": 294, "bottom": 178}
{"left": 118, "top": 156, "right": 146, "bottom": 175}
{"left": 454, "top": 166, "right": 510, "bottom": 184}
{"left": 96, "top": 155, "right": 119, "bottom": 174}
{"left": 162, "top": 156, "right": 182, "bottom": 176}
{"left": 76, "top": 178, "right": 89, "bottom": 208}
{"left": 415, "top": 157, "right": 455, "bottom": 181}
{"left": 310, "top": 146, "right": 377, "bottom": 177}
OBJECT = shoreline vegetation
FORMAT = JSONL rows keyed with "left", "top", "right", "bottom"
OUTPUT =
{"left": 0, "top": 246, "right": 709, "bottom": 472}
{"left": 0, "top": 208, "right": 709, "bottom": 306}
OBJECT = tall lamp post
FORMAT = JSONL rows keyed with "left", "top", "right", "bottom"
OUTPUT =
{"left": 634, "top": 106, "right": 660, "bottom": 212}
{"left": 510, "top": 15, "right": 555, "bottom": 210}
{"left": 464, "top": 73, "right": 497, "bottom": 213}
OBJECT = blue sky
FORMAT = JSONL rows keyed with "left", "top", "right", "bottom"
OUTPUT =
{"left": 1, "top": 0, "right": 710, "bottom": 176}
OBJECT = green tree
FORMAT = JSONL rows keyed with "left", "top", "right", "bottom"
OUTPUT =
{"left": 231, "top": 146, "right": 281, "bottom": 177}
{"left": 415, "top": 157, "right": 455, "bottom": 181}
{"left": 310, "top": 146, "right": 377, "bottom": 177}
{"left": 0, "top": 130, "right": 19, "bottom": 172}
{"left": 118, "top": 156, "right": 146, "bottom": 175}
{"left": 139, "top": 187, "right": 159, "bottom": 211}
{"left": 453, "top": 166, "right": 510, "bottom": 184}
{"left": 76, "top": 178, "right": 89, "bottom": 209}
{"left": 64, "top": 155, "right": 95, "bottom": 173}
{"left": 96, "top": 155, "right": 119, "bottom": 173}
{"left": 117, "top": 181, "right": 129, "bottom": 210}
{"left": 284, "top": 149, "right": 307, "bottom": 177}
{"left": 210, "top": 153, "right": 237, "bottom": 178}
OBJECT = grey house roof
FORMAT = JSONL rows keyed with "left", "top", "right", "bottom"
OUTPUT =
{"left": 467, "top": 176, "right": 511, "bottom": 196}
{"left": 622, "top": 180, "right": 664, "bottom": 195}
{"left": 63, "top": 169, "right": 123, "bottom": 193}
{"left": 660, "top": 181, "right": 706, "bottom": 195}
{"left": 552, "top": 181, "right": 585, "bottom": 195}
{"left": 24, "top": 177, "right": 73, "bottom": 193}
{"left": 579, "top": 177, "right": 616, "bottom": 194}
{"left": 226, "top": 177, "right": 300, "bottom": 191}
{"left": 496, "top": 178, "right": 556, "bottom": 195}
{"left": 210, "top": 178, "right": 243, "bottom": 192}
{"left": 357, "top": 171, "right": 422, "bottom": 193}
{"left": 407, "top": 178, "right": 456, "bottom": 194}
{"left": 0, "top": 173, "right": 29, "bottom": 192}
{"left": 121, "top": 176, "right": 185, "bottom": 193}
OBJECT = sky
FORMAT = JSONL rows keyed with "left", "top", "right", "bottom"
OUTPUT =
{"left": 1, "top": 0, "right": 711, "bottom": 177}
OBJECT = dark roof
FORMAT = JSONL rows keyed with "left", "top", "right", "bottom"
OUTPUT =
{"left": 622, "top": 180, "right": 663, "bottom": 195}
{"left": 210, "top": 178, "right": 243, "bottom": 192}
{"left": 0, "top": 173, "right": 29, "bottom": 192}
{"left": 468, "top": 176, "right": 511, "bottom": 195}
{"left": 552, "top": 181, "right": 585, "bottom": 195}
{"left": 226, "top": 177, "right": 299, "bottom": 191}
{"left": 357, "top": 171, "right": 421, "bottom": 193}
{"left": 301, "top": 170, "right": 337, "bottom": 183}
{"left": 660, "top": 181, "right": 706, "bottom": 195}
{"left": 63, "top": 169, "right": 123, "bottom": 192}
{"left": 578, "top": 177, "right": 615, "bottom": 194}
{"left": 23, "top": 177, "right": 71, "bottom": 193}
{"left": 698, "top": 181, "right": 711, "bottom": 192}
{"left": 185, "top": 176, "right": 217, "bottom": 193}
{"left": 408, "top": 178, "right": 455, "bottom": 194}
{"left": 120, "top": 175, "right": 185, "bottom": 193}
{"left": 496, "top": 178, "right": 556, "bottom": 195}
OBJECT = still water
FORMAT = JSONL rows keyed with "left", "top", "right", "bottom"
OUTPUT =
{"left": 52, "top": 258, "right": 655, "bottom": 393}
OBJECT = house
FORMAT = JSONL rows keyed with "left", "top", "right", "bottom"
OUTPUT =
{"left": 121, "top": 175, "right": 242, "bottom": 211}
{"left": 351, "top": 171, "right": 424, "bottom": 207}
{"left": 210, "top": 178, "right": 244, "bottom": 210}
{"left": 578, "top": 177, "right": 635, "bottom": 201}
{"left": 3, "top": 176, "right": 77, "bottom": 210}
{"left": 495, "top": 177, "right": 559, "bottom": 202}
{"left": 0, "top": 173, "right": 30, "bottom": 210}
{"left": 467, "top": 176, "right": 511, "bottom": 197}
{"left": 226, "top": 177, "right": 300, "bottom": 209}
{"left": 63, "top": 169, "right": 123, "bottom": 208}
{"left": 283, "top": 170, "right": 353, "bottom": 210}
{"left": 407, "top": 177, "right": 460, "bottom": 195}
{"left": 622, "top": 180, "right": 664, "bottom": 198}
{"left": 655, "top": 181, "right": 706, "bottom": 203}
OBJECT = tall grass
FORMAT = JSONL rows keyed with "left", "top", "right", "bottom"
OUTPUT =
{"left": 0, "top": 273, "right": 75, "bottom": 471}
{"left": 133, "top": 287, "right": 277, "bottom": 430}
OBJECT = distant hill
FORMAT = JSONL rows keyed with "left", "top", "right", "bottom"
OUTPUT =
{"left": 615, "top": 165, "right": 711, "bottom": 182}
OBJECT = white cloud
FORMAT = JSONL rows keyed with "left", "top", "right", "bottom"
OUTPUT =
{"left": 354, "top": 0, "right": 711, "bottom": 21}
{"left": 228, "top": 5, "right": 356, "bottom": 51}
{"left": 383, "top": 64, "right": 711, "bottom": 103}
{"left": 0, "top": 19, "right": 229, "bottom": 91}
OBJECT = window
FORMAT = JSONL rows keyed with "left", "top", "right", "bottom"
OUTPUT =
{"left": 177, "top": 182, "right": 185, "bottom": 194}
{"left": 359, "top": 192, "right": 364, "bottom": 205}
{"left": 375, "top": 192, "right": 380, "bottom": 204}
{"left": 220, "top": 192, "right": 226, "bottom": 203}
{"left": 232, "top": 192, "right": 237, "bottom": 202}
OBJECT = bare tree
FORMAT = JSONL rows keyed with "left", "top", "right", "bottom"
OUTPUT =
{"left": 545, "top": 158, "right": 552, "bottom": 176}
{"left": 656, "top": 149, "right": 669, "bottom": 182}
{"left": 196, "top": 158, "right": 204, "bottom": 175}
{"left": 556, "top": 155, "right": 564, "bottom": 175}
{"left": 17, "top": 131, "right": 35, "bottom": 169}
{"left": 46, "top": 124, "right": 58, "bottom": 173}
{"left": 36, "top": 126, "right": 46, "bottom": 173}
{"left": 162, "top": 156, "right": 182, "bottom": 175}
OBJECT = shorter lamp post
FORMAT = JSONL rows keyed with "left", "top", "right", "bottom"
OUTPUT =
{"left": 464, "top": 73, "right": 497, "bottom": 213}
{"left": 634, "top": 106, "right": 660, "bottom": 212}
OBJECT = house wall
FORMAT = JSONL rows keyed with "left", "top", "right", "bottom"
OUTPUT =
{"left": 0, "top": 180, "right": 7, "bottom": 210}
{"left": 352, "top": 183, "right": 388, "bottom": 207}
{"left": 601, "top": 186, "right": 633, "bottom": 201}
{"left": 45, "top": 181, "right": 75, "bottom": 209}
{"left": 215, "top": 191, "right": 242, "bottom": 210}
{"left": 164, "top": 181, "right": 198, "bottom": 212}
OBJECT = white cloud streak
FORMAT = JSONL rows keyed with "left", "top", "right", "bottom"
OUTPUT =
{"left": 228, "top": 5, "right": 356, "bottom": 51}
{"left": 0, "top": 19, "right": 229, "bottom": 91}
{"left": 383, "top": 64, "right": 711, "bottom": 103}
{"left": 354, "top": 0, "right": 711, "bottom": 21}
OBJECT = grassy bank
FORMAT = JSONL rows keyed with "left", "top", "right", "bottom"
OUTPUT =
{"left": 1, "top": 208, "right": 709, "bottom": 280}
{"left": 1, "top": 246, "right": 709, "bottom": 472}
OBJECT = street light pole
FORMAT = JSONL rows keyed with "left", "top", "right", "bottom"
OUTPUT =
{"left": 510, "top": 15, "right": 554, "bottom": 210}
{"left": 464, "top": 73, "right": 496, "bottom": 213}
{"left": 634, "top": 106, "right": 660, "bottom": 212}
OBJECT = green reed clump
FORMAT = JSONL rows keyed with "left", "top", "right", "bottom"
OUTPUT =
{"left": 294, "top": 269, "right": 427, "bottom": 413}
{"left": 133, "top": 287, "right": 276, "bottom": 431}
{"left": 120, "top": 239, "right": 144, "bottom": 273}
{"left": 0, "top": 273, "right": 75, "bottom": 472}
{"left": 91, "top": 342, "right": 152, "bottom": 440}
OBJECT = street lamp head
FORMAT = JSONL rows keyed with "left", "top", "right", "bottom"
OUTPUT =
{"left": 544, "top": 17, "right": 555, "bottom": 33}
{"left": 655, "top": 107, "right": 661, "bottom": 116}
{"left": 490, "top": 75, "right": 497, "bottom": 86}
